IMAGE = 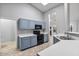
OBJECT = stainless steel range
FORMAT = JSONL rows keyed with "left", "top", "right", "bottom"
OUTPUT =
{"left": 33, "top": 30, "right": 44, "bottom": 45}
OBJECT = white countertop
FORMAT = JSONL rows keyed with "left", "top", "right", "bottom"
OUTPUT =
{"left": 18, "top": 34, "right": 36, "bottom": 37}
{"left": 54, "top": 33, "right": 67, "bottom": 36}
{"left": 66, "top": 32, "right": 79, "bottom": 35}
{"left": 18, "top": 32, "right": 48, "bottom": 37}
{"left": 38, "top": 40, "right": 79, "bottom": 56}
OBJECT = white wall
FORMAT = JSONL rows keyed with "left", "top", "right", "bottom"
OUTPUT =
{"left": 0, "top": 19, "right": 1, "bottom": 47}
{"left": 70, "top": 3, "right": 79, "bottom": 32}
{"left": 0, "top": 3, "right": 43, "bottom": 20}
{"left": 70, "top": 21, "right": 77, "bottom": 32}
{"left": 1, "top": 19, "right": 16, "bottom": 43}
{"left": 55, "top": 5, "right": 65, "bottom": 33}
{"left": 44, "top": 12, "right": 49, "bottom": 33}
{"left": 44, "top": 4, "right": 65, "bottom": 34}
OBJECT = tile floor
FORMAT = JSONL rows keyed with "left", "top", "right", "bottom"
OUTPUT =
{"left": 0, "top": 42, "right": 50, "bottom": 56}
{"left": 0, "top": 36, "right": 53, "bottom": 56}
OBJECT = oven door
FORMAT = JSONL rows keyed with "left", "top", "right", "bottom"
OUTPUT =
{"left": 37, "top": 34, "right": 44, "bottom": 45}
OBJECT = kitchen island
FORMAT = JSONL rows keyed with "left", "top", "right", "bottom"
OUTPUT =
{"left": 37, "top": 40, "right": 79, "bottom": 56}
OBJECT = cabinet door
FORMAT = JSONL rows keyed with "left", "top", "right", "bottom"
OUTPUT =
{"left": 30, "top": 36, "right": 37, "bottom": 47}
{"left": 29, "top": 21, "right": 35, "bottom": 29}
{"left": 18, "top": 19, "right": 29, "bottom": 30}
{"left": 20, "top": 37, "right": 31, "bottom": 50}
{"left": 44, "top": 34, "right": 48, "bottom": 42}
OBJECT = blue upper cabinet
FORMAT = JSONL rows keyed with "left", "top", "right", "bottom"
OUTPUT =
{"left": 18, "top": 19, "right": 30, "bottom": 30}
{"left": 18, "top": 18, "right": 46, "bottom": 30}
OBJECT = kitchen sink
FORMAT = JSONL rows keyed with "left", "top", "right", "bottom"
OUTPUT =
{"left": 59, "top": 36, "right": 75, "bottom": 40}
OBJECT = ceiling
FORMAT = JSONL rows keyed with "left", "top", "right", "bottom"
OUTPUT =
{"left": 30, "top": 3, "right": 63, "bottom": 13}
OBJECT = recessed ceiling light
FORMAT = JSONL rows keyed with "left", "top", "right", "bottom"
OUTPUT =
{"left": 41, "top": 3, "right": 48, "bottom": 6}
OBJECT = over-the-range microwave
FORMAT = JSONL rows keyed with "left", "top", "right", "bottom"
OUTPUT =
{"left": 35, "top": 24, "right": 42, "bottom": 30}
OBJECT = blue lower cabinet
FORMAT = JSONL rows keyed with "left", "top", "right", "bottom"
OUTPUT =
{"left": 17, "top": 35, "right": 37, "bottom": 50}
{"left": 30, "top": 36, "right": 37, "bottom": 47}
{"left": 20, "top": 37, "right": 31, "bottom": 50}
{"left": 44, "top": 34, "right": 48, "bottom": 43}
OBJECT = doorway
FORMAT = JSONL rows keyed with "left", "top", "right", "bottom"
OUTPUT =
{"left": 0, "top": 19, "right": 17, "bottom": 49}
